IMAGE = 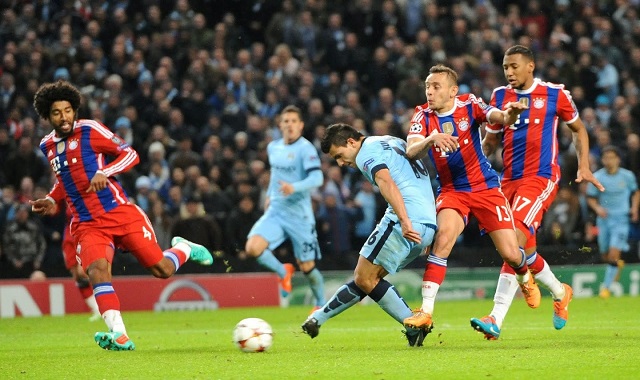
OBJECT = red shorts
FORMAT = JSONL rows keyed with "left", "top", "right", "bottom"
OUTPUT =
{"left": 502, "top": 177, "right": 558, "bottom": 237}
{"left": 62, "top": 224, "right": 79, "bottom": 270}
{"left": 70, "top": 204, "right": 164, "bottom": 271}
{"left": 437, "top": 187, "right": 516, "bottom": 234}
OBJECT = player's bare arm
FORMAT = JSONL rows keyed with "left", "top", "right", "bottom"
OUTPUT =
{"left": 374, "top": 168, "right": 421, "bottom": 244}
{"left": 490, "top": 101, "right": 528, "bottom": 126}
{"left": 482, "top": 131, "right": 501, "bottom": 156}
{"left": 567, "top": 119, "right": 605, "bottom": 191}
{"left": 406, "top": 134, "right": 458, "bottom": 160}
{"left": 586, "top": 196, "right": 608, "bottom": 218}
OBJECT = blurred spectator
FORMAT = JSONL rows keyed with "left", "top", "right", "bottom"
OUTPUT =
{"left": 540, "top": 187, "right": 581, "bottom": 247}
{"left": 2, "top": 204, "right": 46, "bottom": 278}
{"left": 134, "top": 176, "right": 152, "bottom": 213}
{"left": 224, "top": 194, "right": 261, "bottom": 265}
{"left": 170, "top": 194, "right": 223, "bottom": 257}
{"left": 148, "top": 198, "right": 174, "bottom": 250}
{"left": 352, "top": 180, "right": 378, "bottom": 248}
{"left": 4, "top": 136, "right": 47, "bottom": 190}
{"left": 316, "top": 192, "right": 361, "bottom": 269}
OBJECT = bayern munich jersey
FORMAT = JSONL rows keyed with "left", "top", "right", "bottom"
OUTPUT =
{"left": 356, "top": 136, "right": 436, "bottom": 225}
{"left": 408, "top": 93, "right": 501, "bottom": 193}
{"left": 267, "top": 136, "right": 322, "bottom": 219}
{"left": 40, "top": 119, "right": 138, "bottom": 223}
{"left": 486, "top": 78, "right": 579, "bottom": 183}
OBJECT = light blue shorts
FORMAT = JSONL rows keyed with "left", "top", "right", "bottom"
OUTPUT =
{"left": 597, "top": 216, "right": 630, "bottom": 253}
{"left": 248, "top": 209, "right": 321, "bottom": 262}
{"left": 359, "top": 215, "right": 436, "bottom": 275}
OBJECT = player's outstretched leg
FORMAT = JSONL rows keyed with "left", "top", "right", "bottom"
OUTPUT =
{"left": 404, "top": 325, "right": 431, "bottom": 347}
{"left": 552, "top": 284, "right": 573, "bottom": 330}
{"left": 94, "top": 331, "right": 135, "bottom": 351}
{"left": 171, "top": 236, "right": 213, "bottom": 265}
{"left": 301, "top": 281, "right": 365, "bottom": 339}
{"left": 470, "top": 315, "right": 501, "bottom": 340}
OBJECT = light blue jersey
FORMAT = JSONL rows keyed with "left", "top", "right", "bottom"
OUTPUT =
{"left": 587, "top": 168, "right": 638, "bottom": 217}
{"left": 267, "top": 137, "right": 321, "bottom": 218}
{"left": 356, "top": 136, "right": 437, "bottom": 274}
{"left": 587, "top": 167, "right": 638, "bottom": 252}
{"left": 249, "top": 136, "right": 323, "bottom": 261}
{"left": 356, "top": 136, "right": 437, "bottom": 225}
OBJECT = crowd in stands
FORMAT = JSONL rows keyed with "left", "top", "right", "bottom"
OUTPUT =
{"left": 1, "top": 0, "right": 640, "bottom": 279}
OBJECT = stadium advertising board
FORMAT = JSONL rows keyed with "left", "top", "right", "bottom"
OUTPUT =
{"left": 287, "top": 264, "right": 640, "bottom": 306}
{"left": 0, "top": 273, "right": 279, "bottom": 318}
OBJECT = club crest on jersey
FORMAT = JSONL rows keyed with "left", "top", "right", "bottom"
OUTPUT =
{"left": 457, "top": 117, "right": 469, "bottom": 131}
{"left": 56, "top": 141, "right": 65, "bottom": 154}
{"left": 287, "top": 152, "right": 295, "bottom": 160}
{"left": 519, "top": 97, "right": 529, "bottom": 107}
{"left": 69, "top": 139, "right": 79, "bottom": 150}
{"left": 442, "top": 122, "right": 454, "bottom": 135}
{"left": 533, "top": 97, "right": 545, "bottom": 109}
{"left": 409, "top": 123, "right": 422, "bottom": 134}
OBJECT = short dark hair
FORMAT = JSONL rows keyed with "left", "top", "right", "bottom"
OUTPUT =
{"left": 281, "top": 104, "right": 302, "bottom": 118}
{"left": 33, "top": 80, "right": 82, "bottom": 120}
{"left": 505, "top": 45, "right": 535, "bottom": 62}
{"left": 428, "top": 64, "right": 458, "bottom": 85}
{"left": 320, "top": 123, "right": 363, "bottom": 154}
{"left": 601, "top": 145, "right": 620, "bottom": 157}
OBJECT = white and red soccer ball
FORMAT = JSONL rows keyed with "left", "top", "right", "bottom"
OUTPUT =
{"left": 232, "top": 318, "right": 273, "bottom": 353}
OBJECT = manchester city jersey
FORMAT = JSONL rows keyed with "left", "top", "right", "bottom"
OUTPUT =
{"left": 356, "top": 136, "right": 436, "bottom": 225}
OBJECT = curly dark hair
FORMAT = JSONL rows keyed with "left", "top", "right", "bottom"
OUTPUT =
{"left": 33, "top": 80, "right": 82, "bottom": 120}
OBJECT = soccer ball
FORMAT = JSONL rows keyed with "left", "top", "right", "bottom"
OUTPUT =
{"left": 232, "top": 318, "right": 273, "bottom": 353}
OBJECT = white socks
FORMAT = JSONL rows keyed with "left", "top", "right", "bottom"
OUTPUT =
{"left": 102, "top": 309, "right": 127, "bottom": 335}
{"left": 490, "top": 273, "right": 519, "bottom": 328}
{"left": 420, "top": 281, "right": 440, "bottom": 314}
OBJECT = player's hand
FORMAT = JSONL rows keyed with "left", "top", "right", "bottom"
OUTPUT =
{"left": 428, "top": 133, "right": 459, "bottom": 154}
{"left": 575, "top": 169, "right": 605, "bottom": 192}
{"left": 29, "top": 198, "right": 58, "bottom": 215}
{"left": 595, "top": 206, "right": 608, "bottom": 219}
{"left": 278, "top": 181, "right": 294, "bottom": 196}
{"left": 86, "top": 172, "right": 108, "bottom": 192}
{"left": 504, "top": 100, "right": 529, "bottom": 115}
{"left": 401, "top": 220, "right": 421, "bottom": 244}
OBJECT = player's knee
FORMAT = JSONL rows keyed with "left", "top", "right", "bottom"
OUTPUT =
{"left": 244, "top": 238, "right": 264, "bottom": 257}
{"left": 353, "top": 271, "right": 377, "bottom": 294}
{"left": 151, "top": 263, "right": 174, "bottom": 279}
{"left": 432, "top": 229, "right": 456, "bottom": 253}
{"left": 299, "top": 261, "right": 315, "bottom": 273}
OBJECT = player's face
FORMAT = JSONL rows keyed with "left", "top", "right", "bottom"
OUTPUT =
{"left": 279, "top": 111, "right": 304, "bottom": 144}
{"left": 503, "top": 53, "right": 535, "bottom": 90}
{"left": 49, "top": 100, "right": 76, "bottom": 138}
{"left": 424, "top": 72, "right": 457, "bottom": 113}
{"left": 601, "top": 151, "right": 620, "bottom": 172}
{"left": 328, "top": 139, "right": 358, "bottom": 168}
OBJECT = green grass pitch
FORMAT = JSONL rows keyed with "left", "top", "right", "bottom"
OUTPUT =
{"left": 1, "top": 296, "right": 638, "bottom": 379}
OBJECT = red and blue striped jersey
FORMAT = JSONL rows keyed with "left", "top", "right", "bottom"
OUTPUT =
{"left": 39, "top": 119, "right": 139, "bottom": 223}
{"left": 486, "top": 78, "right": 579, "bottom": 183}
{"left": 408, "top": 93, "right": 501, "bottom": 192}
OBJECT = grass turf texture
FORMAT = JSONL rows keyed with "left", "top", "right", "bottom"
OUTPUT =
{"left": 1, "top": 296, "right": 638, "bottom": 379}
